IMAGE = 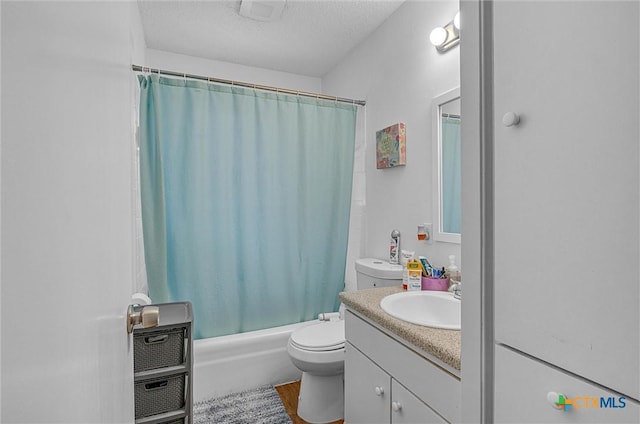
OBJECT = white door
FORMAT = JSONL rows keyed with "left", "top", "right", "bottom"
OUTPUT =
{"left": 2, "top": 2, "right": 140, "bottom": 422}
{"left": 493, "top": 0, "right": 639, "bottom": 399}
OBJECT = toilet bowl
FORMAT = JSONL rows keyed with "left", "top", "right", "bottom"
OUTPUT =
{"left": 287, "top": 258, "right": 403, "bottom": 423}
{"left": 287, "top": 320, "right": 345, "bottom": 424}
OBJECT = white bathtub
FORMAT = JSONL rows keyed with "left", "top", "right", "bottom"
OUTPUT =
{"left": 192, "top": 320, "right": 317, "bottom": 402}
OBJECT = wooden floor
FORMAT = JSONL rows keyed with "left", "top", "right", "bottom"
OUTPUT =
{"left": 275, "top": 381, "right": 344, "bottom": 424}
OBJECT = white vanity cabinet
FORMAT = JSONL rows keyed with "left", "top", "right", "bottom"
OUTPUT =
{"left": 344, "top": 310, "right": 460, "bottom": 423}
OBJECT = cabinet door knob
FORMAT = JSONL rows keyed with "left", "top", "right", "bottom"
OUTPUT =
{"left": 547, "top": 391, "right": 567, "bottom": 410}
{"left": 502, "top": 111, "right": 521, "bottom": 127}
{"left": 392, "top": 401, "right": 402, "bottom": 412}
{"left": 374, "top": 386, "right": 384, "bottom": 396}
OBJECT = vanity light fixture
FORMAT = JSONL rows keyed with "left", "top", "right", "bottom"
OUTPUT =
{"left": 430, "top": 11, "right": 460, "bottom": 53}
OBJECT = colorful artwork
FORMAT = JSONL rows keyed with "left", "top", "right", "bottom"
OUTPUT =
{"left": 376, "top": 122, "right": 406, "bottom": 169}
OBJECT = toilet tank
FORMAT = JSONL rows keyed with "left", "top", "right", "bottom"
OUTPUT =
{"left": 355, "top": 258, "right": 403, "bottom": 289}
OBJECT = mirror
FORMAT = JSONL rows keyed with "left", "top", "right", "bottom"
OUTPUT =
{"left": 432, "top": 87, "right": 461, "bottom": 243}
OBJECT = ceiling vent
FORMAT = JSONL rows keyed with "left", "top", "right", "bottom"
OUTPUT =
{"left": 238, "top": 0, "right": 286, "bottom": 22}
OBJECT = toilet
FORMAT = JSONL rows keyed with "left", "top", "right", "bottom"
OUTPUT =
{"left": 287, "top": 258, "right": 403, "bottom": 423}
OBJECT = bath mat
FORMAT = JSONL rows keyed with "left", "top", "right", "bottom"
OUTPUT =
{"left": 193, "top": 385, "right": 293, "bottom": 424}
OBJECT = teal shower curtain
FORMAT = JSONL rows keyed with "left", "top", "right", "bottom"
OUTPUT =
{"left": 138, "top": 74, "right": 357, "bottom": 339}
{"left": 441, "top": 116, "right": 461, "bottom": 234}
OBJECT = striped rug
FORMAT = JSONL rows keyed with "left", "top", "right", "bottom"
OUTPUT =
{"left": 194, "top": 385, "right": 293, "bottom": 424}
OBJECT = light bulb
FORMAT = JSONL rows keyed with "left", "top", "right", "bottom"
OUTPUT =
{"left": 430, "top": 27, "right": 447, "bottom": 47}
{"left": 454, "top": 11, "right": 460, "bottom": 29}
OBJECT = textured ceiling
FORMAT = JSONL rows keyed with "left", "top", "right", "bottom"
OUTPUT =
{"left": 138, "top": 0, "right": 405, "bottom": 77}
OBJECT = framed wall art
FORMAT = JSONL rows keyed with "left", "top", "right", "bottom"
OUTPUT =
{"left": 376, "top": 122, "right": 406, "bottom": 169}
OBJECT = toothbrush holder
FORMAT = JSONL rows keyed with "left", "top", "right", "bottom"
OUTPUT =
{"left": 422, "top": 276, "right": 449, "bottom": 291}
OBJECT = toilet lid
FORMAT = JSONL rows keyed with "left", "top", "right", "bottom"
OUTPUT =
{"left": 290, "top": 321, "right": 345, "bottom": 351}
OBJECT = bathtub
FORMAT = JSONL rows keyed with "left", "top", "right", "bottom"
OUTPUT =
{"left": 192, "top": 320, "right": 317, "bottom": 402}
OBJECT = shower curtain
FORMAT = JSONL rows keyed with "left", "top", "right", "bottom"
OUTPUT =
{"left": 441, "top": 116, "right": 461, "bottom": 234}
{"left": 138, "top": 74, "right": 357, "bottom": 339}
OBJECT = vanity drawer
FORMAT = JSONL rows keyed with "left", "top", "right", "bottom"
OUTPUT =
{"left": 494, "top": 344, "right": 639, "bottom": 423}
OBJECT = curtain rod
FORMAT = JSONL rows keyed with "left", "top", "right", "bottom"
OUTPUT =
{"left": 132, "top": 65, "right": 366, "bottom": 106}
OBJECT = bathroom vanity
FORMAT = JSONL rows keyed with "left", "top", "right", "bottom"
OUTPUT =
{"left": 341, "top": 287, "right": 461, "bottom": 423}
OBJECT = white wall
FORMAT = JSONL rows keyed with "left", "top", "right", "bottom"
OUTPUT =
{"left": 145, "top": 48, "right": 322, "bottom": 93}
{"left": 1, "top": 2, "right": 145, "bottom": 422}
{"left": 323, "top": 0, "right": 461, "bottom": 290}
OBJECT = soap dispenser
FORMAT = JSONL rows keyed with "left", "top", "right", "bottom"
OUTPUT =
{"left": 446, "top": 255, "right": 461, "bottom": 284}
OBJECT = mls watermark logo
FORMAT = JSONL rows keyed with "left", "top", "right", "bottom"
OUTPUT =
{"left": 548, "top": 392, "right": 626, "bottom": 412}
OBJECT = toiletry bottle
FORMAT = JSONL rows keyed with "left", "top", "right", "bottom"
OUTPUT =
{"left": 402, "top": 263, "right": 408, "bottom": 291}
{"left": 446, "top": 254, "right": 461, "bottom": 284}
{"left": 401, "top": 250, "right": 414, "bottom": 291}
{"left": 406, "top": 259, "right": 422, "bottom": 291}
{"left": 390, "top": 229, "right": 400, "bottom": 264}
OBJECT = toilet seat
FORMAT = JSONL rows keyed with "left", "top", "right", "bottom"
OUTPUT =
{"left": 289, "top": 320, "right": 345, "bottom": 352}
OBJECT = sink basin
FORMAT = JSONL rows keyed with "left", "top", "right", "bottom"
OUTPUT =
{"left": 380, "top": 291, "right": 461, "bottom": 330}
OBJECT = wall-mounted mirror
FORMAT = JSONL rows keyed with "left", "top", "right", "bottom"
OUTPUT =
{"left": 432, "top": 87, "right": 461, "bottom": 243}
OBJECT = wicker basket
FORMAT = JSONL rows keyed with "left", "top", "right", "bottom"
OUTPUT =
{"left": 134, "top": 374, "right": 186, "bottom": 418}
{"left": 134, "top": 328, "right": 185, "bottom": 372}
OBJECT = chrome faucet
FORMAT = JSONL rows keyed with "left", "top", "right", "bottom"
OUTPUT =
{"left": 449, "top": 280, "right": 462, "bottom": 300}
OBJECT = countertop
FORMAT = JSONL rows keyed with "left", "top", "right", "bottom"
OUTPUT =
{"left": 340, "top": 286, "right": 461, "bottom": 371}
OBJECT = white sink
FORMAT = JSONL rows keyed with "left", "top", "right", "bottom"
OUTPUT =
{"left": 380, "top": 291, "right": 461, "bottom": 330}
